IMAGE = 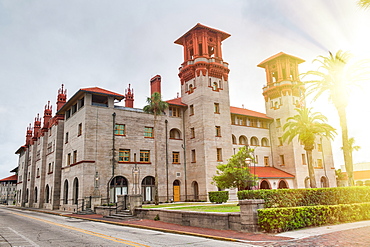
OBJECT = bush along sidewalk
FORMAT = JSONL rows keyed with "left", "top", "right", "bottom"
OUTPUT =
{"left": 258, "top": 202, "right": 370, "bottom": 233}
{"left": 208, "top": 191, "right": 229, "bottom": 203}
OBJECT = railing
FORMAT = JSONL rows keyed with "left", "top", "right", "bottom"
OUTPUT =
{"left": 76, "top": 198, "right": 85, "bottom": 212}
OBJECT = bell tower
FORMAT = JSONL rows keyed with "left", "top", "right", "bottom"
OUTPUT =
{"left": 175, "top": 24, "right": 233, "bottom": 197}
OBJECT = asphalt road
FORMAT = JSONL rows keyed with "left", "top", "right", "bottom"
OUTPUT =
{"left": 0, "top": 207, "right": 251, "bottom": 247}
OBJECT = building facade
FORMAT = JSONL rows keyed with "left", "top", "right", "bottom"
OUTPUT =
{"left": 15, "top": 24, "right": 336, "bottom": 212}
{"left": 0, "top": 174, "right": 18, "bottom": 205}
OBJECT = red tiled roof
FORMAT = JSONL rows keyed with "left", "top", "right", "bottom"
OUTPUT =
{"left": 343, "top": 170, "right": 370, "bottom": 180}
{"left": 250, "top": 167, "right": 295, "bottom": 179}
{"left": 166, "top": 97, "right": 187, "bottom": 106}
{"left": 230, "top": 106, "right": 272, "bottom": 120}
{"left": 0, "top": 174, "right": 17, "bottom": 182}
{"left": 257, "top": 52, "right": 305, "bottom": 68}
{"left": 174, "top": 23, "right": 230, "bottom": 45}
{"left": 80, "top": 87, "right": 125, "bottom": 98}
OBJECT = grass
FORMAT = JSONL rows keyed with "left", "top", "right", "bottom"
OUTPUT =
{"left": 143, "top": 203, "right": 240, "bottom": 212}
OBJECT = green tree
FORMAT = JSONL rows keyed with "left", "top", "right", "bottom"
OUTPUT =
{"left": 143, "top": 92, "right": 168, "bottom": 204}
{"left": 301, "top": 50, "right": 369, "bottom": 186}
{"left": 212, "top": 146, "right": 257, "bottom": 191}
{"left": 282, "top": 108, "right": 336, "bottom": 188}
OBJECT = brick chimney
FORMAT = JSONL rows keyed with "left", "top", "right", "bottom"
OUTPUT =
{"left": 150, "top": 75, "right": 161, "bottom": 95}
{"left": 125, "top": 84, "right": 134, "bottom": 108}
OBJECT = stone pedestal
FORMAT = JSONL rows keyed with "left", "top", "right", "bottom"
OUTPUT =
{"left": 239, "top": 199, "right": 265, "bottom": 232}
{"left": 128, "top": 194, "right": 142, "bottom": 215}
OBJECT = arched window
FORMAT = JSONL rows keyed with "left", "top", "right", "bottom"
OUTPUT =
{"left": 261, "top": 138, "right": 269, "bottom": 147}
{"left": 278, "top": 180, "right": 289, "bottom": 189}
{"left": 142, "top": 176, "right": 155, "bottom": 202}
{"left": 45, "top": 185, "right": 50, "bottom": 203}
{"left": 304, "top": 177, "right": 310, "bottom": 188}
{"left": 232, "top": 135, "right": 237, "bottom": 144}
{"left": 239, "top": 135, "right": 248, "bottom": 145}
{"left": 192, "top": 181, "right": 199, "bottom": 200}
{"left": 25, "top": 189, "right": 29, "bottom": 203}
{"left": 250, "top": 136, "right": 259, "bottom": 146}
{"left": 365, "top": 180, "right": 370, "bottom": 186}
{"left": 260, "top": 180, "right": 271, "bottom": 189}
{"left": 64, "top": 180, "right": 69, "bottom": 204}
{"left": 320, "top": 176, "right": 329, "bottom": 188}
{"left": 110, "top": 176, "right": 128, "bottom": 203}
{"left": 189, "top": 84, "right": 194, "bottom": 93}
{"left": 73, "top": 178, "right": 79, "bottom": 205}
{"left": 34, "top": 187, "right": 38, "bottom": 203}
{"left": 356, "top": 180, "right": 364, "bottom": 186}
{"left": 169, "top": 128, "right": 181, "bottom": 139}
{"left": 213, "top": 82, "right": 218, "bottom": 91}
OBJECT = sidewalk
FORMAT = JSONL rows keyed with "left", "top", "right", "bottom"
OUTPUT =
{"left": 10, "top": 206, "right": 370, "bottom": 244}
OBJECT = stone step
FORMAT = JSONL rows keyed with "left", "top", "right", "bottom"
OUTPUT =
{"left": 77, "top": 209, "right": 95, "bottom": 215}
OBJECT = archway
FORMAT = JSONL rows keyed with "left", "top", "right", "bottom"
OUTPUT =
{"left": 320, "top": 176, "right": 329, "bottom": 188}
{"left": 278, "top": 180, "right": 289, "bottom": 189}
{"left": 239, "top": 135, "right": 248, "bottom": 145}
{"left": 192, "top": 181, "right": 199, "bottom": 200}
{"left": 63, "top": 180, "right": 69, "bottom": 204}
{"left": 45, "top": 185, "right": 50, "bottom": 203}
{"left": 141, "top": 176, "right": 155, "bottom": 202}
{"left": 34, "top": 187, "right": 38, "bottom": 203}
{"left": 110, "top": 176, "right": 128, "bottom": 203}
{"left": 173, "top": 180, "right": 180, "bottom": 202}
{"left": 73, "top": 178, "right": 79, "bottom": 205}
{"left": 260, "top": 180, "right": 271, "bottom": 189}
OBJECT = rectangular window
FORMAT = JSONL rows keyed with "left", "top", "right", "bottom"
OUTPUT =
{"left": 67, "top": 153, "right": 71, "bottom": 166}
{"left": 65, "top": 132, "right": 69, "bottom": 144}
{"left": 190, "top": 128, "right": 195, "bottom": 138}
{"left": 317, "top": 159, "right": 323, "bottom": 168}
{"left": 66, "top": 109, "right": 71, "bottom": 120}
{"left": 260, "top": 120, "right": 268, "bottom": 129}
{"left": 144, "top": 127, "right": 153, "bottom": 138}
{"left": 169, "top": 106, "right": 181, "bottom": 117}
{"left": 140, "top": 150, "right": 150, "bottom": 163}
{"left": 47, "top": 142, "right": 53, "bottom": 154}
{"left": 280, "top": 155, "right": 285, "bottom": 166}
{"left": 216, "top": 148, "right": 222, "bottom": 161}
{"left": 264, "top": 156, "right": 269, "bottom": 166}
{"left": 115, "top": 124, "right": 125, "bottom": 136}
{"left": 214, "top": 103, "right": 220, "bottom": 114}
{"left": 78, "top": 123, "right": 82, "bottom": 136}
{"left": 189, "top": 105, "right": 194, "bottom": 116}
{"left": 78, "top": 97, "right": 84, "bottom": 109}
{"left": 119, "top": 149, "right": 130, "bottom": 162}
{"left": 215, "top": 126, "right": 221, "bottom": 137}
{"left": 276, "top": 118, "right": 281, "bottom": 128}
{"left": 172, "top": 152, "right": 180, "bottom": 164}
{"left": 191, "top": 149, "right": 196, "bottom": 163}
{"left": 302, "top": 154, "right": 307, "bottom": 165}
{"left": 73, "top": 150, "right": 77, "bottom": 164}
{"left": 71, "top": 103, "right": 77, "bottom": 115}
{"left": 317, "top": 143, "right": 322, "bottom": 152}
{"left": 249, "top": 118, "right": 257, "bottom": 127}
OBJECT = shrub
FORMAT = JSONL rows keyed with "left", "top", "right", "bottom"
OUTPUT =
{"left": 258, "top": 202, "right": 370, "bottom": 232}
{"left": 208, "top": 191, "right": 229, "bottom": 203}
{"left": 238, "top": 187, "right": 370, "bottom": 208}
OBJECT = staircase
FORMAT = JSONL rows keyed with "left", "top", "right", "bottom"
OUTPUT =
{"left": 104, "top": 210, "right": 138, "bottom": 221}
{"left": 77, "top": 208, "right": 95, "bottom": 215}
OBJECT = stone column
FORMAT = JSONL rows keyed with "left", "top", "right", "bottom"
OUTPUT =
{"left": 239, "top": 199, "right": 265, "bottom": 232}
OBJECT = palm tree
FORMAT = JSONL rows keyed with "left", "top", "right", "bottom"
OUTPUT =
{"left": 143, "top": 92, "right": 168, "bottom": 204}
{"left": 301, "top": 50, "right": 370, "bottom": 186}
{"left": 358, "top": 0, "right": 370, "bottom": 8}
{"left": 282, "top": 108, "right": 336, "bottom": 188}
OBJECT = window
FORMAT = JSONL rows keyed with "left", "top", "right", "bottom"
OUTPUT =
{"left": 140, "top": 150, "right": 150, "bottom": 163}
{"left": 212, "top": 82, "right": 218, "bottom": 91}
{"left": 172, "top": 152, "right": 180, "bottom": 164}
{"left": 278, "top": 137, "right": 283, "bottom": 146}
{"left": 232, "top": 135, "right": 237, "bottom": 144}
{"left": 169, "top": 106, "right": 181, "bottom": 117}
{"left": 214, "top": 103, "right": 220, "bottom": 114}
{"left": 48, "top": 163, "right": 53, "bottom": 173}
{"left": 65, "top": 132, "right": 69, "bottom": 144}
{"left": 47, "top": 142, "right": 53, "bottom": 154}
{"left": 215, "top": 126, "right": 221, "bottom": 137}
{"left": 249, "top": 118, "right": 257, "bottom": 127}
{"left": 317, "top": 159, "right": 323, "bottom": 168}
{"left": 264, "top": 156, "right": 269, "bottom": 166}
{"left": 73, "top": 150, "right": 77, "bottom": 164}
{"left": 36, "top": 168, "right": 40, "bottom": 177}
{"left": 66, "top": 109, "right": 71, "bottom": 120}
{"left": 78, "top": 97, "right": 84, "bottom": 109}
{"left": 260, "top": 120, "right": 268, "bottom": 129}
{"left": 261, "top": 138, "right": 269, "bottom": 147}
{"left": 71, "top": 103, "right": 77, "bottom": 115}
{"left": 169, "top": 129, "right": 181, "bottom": 139}
{"left": 78, "top": 123, "right": 82, "bottom": 136}
{"left": 189, "top": 105, "right": 194, "bottom": 116}
{"left": 302, "top": 154, "right": 307, "bottom": 165}
{"left": 280, "top": 155, "right": 285, "bottom": 166}
{"left": 239, "top": 135, "right": 248, "bottom": 145}
{"left": 67, "top": 153, "right": 71, "bottom": 166}
{"left": 119, "top": 149, "right": 130, "bottom": 162}
{"left": 144, "top": 127, "right": 153, "bottom": 138}
{"left": 318, "top": 143, "right": 322, "bottom": 152}
{"left": 115, "top": 124, "right": 125, "bottom": 136}
{"left": 276, "top": 118, "right": 281, "bottom": 128}
{"left": 190, "top": 128, "right": 195, "bottom": 138}
{"left": 250, "top": 137, "right": 259, "bottom": 146}
{"left": 191, "top": 149, "right": 196, "bottom": 163}
{"left": 216, "top": 148, "right": 222, "bottom": 161}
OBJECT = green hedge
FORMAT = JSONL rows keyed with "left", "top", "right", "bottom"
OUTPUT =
{"left": 238, "top": 187, "right": 370, "bottom": 208}
{"left": 258, "top": 202, "right": 370, "bottom": 232}
{"left": 208, "top": 191, "right": 229, "bottom": 203}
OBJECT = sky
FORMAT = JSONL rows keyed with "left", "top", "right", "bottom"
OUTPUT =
{"left": 1, "top": 0, "right": 370, "bottom": 179}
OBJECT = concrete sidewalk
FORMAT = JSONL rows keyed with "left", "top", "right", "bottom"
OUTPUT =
{"left": 9, "top": 206, "right": 370, "bottom": 244}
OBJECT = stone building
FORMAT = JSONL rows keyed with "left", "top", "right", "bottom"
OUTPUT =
{"left": 0, "top": 174, "right": 17, "bottom": 205}
{"left": 15, "top": 23, "right": 336, "bottom": 212}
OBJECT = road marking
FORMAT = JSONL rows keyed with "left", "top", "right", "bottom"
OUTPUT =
{"left": 0, "top": 227, "right": 39, "bottom": 246}
{"left": 10, "top": 212, "right": 150, "bottom": 247}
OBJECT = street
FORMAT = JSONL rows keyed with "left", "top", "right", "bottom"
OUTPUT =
{"left": 0, "top": 207, "right": 249, "bottom": 247}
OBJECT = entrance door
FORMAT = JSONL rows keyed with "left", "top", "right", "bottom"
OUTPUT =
{"left": 173, "top": 180, "right": 180, "bottom": 202}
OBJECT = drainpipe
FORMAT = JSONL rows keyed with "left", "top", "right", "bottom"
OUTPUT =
{"left": 165, "top": 119, "right": 169, "bottom": 201}
{"left": 111, "top": 112, "right": 116, "bottom": 201}
{"left": 182, "top": 113, "right": 187, "bottom": 201}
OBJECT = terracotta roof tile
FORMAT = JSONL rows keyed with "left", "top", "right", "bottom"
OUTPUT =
{"left": 230, "top": 106, "right": 272, "bottom": 120}
{"left": 175, "top": 23, "right": 230, "bottom": 45}
{"left": 0, "top": 174, "right": 17, "bottom": 182}
{"left": 166, "top": 97, "right": 187, "bottom": 106}
{"left": 257, "top": 52, "right": 305, "bottom": 68}
{"left": 80, "top": 87, "right": 125, "bottom": 98}
{"left": 250, "top": 167, "right": 295, "bottom": 178}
